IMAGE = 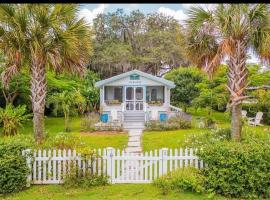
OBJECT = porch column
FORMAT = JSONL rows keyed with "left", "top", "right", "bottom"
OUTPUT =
{"left": 164, "top": 86, "right": 169, "bottom": 106}
{"left": 100, "top": 86, "right": 104, "bottom": 106}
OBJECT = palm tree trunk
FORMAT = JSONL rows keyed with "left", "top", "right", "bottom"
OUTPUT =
{"left": 231, "top": 104, "right": 242, "bottom": 141}
{"left": 31, "top": 56, "right": 46, "bottom": 144}
{"left": 227, "top": 40, "right": 248, "bottom": 141}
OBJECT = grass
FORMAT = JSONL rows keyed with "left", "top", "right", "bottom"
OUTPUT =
{"left": 0, "top": 117, "right": 128, "bottom": 150}
{"left": 0, "top": 184, "right": 226, "bottom": 200}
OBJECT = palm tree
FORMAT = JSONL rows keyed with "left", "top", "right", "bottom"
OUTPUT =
{"left": 182, "top": 4, "right": 270, "bottom": 141}
{"left": 0, "top": 4, "right": 92, "bottom": 143}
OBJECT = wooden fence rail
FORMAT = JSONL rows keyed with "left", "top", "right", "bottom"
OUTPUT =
{"left": 22, "top": 147, "right": 204, "bottom": 185}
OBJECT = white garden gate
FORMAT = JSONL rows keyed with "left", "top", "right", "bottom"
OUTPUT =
{"left": 22, "top": 147, "right": 204, "bottom": 185}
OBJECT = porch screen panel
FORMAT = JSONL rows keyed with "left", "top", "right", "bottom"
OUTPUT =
{"left": 104, "top": 86, "right": 123, "bottom": 103}
{"left": 114, "top": 87, "right": 123, "bottom": 102}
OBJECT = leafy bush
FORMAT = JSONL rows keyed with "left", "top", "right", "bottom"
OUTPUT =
{"left": 81, "top": 112, "right": 100, "bottom": 131}
{"left": 154, "top": 167, "right": 205, "bottom": 195}
{"left": 165, "top": 67, "right": 204, "bottom": 111}
{"left": 145, "top": 116, "right": 191, "bottom": 131}
{"left": 42, "top": 132, "right": 86, "bottom": 150}
{"left": 0, "top": 141, "right": 30, "bottom": 194}
{"left": 63, "top": 148, "right": 108, "bottom": 188}
{"left": 0, "top": 104, "right": 31, "bottom": 136}
{"left": 198, "top": 139, "right": 270, "bottom": 199}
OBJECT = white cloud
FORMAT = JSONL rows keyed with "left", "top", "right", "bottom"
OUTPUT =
{"left": 157, "top": 7, "right": 188, "bottom": 22}
{"left": 78, "top": 4, "right": 109, "bottom": 25}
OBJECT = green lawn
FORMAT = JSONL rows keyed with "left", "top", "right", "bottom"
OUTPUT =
{"left": 0, "top": 184, "right": 226, "bottom": 200}
{"left": 0, "top": 117, "right": 128, "bottom": 150}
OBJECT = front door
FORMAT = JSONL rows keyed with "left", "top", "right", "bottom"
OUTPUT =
{"left": 125, "top": 86, "right": 144, "bottom": 111}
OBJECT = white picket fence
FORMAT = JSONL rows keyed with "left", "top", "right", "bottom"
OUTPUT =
{"left": 22, "top": 147, "right": 204, "bottom": 185}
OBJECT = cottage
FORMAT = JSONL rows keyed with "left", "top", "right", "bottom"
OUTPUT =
{"left": 95, "top": 70, "right": 183, "bottom": 125}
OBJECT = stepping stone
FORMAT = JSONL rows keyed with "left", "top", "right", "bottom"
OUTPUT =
{"left": 125, "top": 147, "right": 142, "bottom": 152}
{"left": 128, "top": 141, "right": 140, "bottom": 147}
{"left": 129, "top": 136, "right": 140, "bottom": 142}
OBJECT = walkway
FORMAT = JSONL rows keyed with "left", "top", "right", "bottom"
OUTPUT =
{"left": 123, "top": 122, "right": 144, "bottom": 154}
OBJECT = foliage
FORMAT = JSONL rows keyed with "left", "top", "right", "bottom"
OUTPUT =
{"left": 194, "top": 116, "right": 217, "bottom": 129}
{"left": 81, "top": 112, "right": 100, "bottom": 132}
{"left": 197, "top": 138, "right": 270, "bottom": 199}
{"left": 46, "top": 90, "right": 86, "bottom": 132}
{"left": 46, "top": 70, "right": 100, "bottom": 114}
{"left": 42, "top": 132, "right": 86, "bottom": 150}
{"left": 0, "top": 141, "right": 30, "bottom": 194}
{"left": 247, "top": 64, "right": 270, "bottom": 87}
{"left": 154, "top": 167, "right": 205, "bottom": 195}
{"left": 0, "top": 69, "right": 30, "bottom": 107}
{"left": 0, "top": 104, "right": 31, "bottom": 136}
{"left": 192, "top": 65, "right": 228, "bottom": 112}
{"left": 165, "top": 67, "right": 204, "bottom": 111}
{"left": 0, "top": 4, "right": 92, "bottom": 143}
{"left": 183, "top": 128, "right": 231, "bottom": 148}
{"left": 183, "top": 4, "right": 270, "bottom": 141}
{"left": 91, "top": 9, "right": 187, "bottom": 77}
{"left": 145, "top": 116, "right": 191, "bottom": 131}
{"left": 243, "top": 89, "right": 270, "bottom": 124}
{"left": 63, "top": 149, "right": 108, "bottom": 188}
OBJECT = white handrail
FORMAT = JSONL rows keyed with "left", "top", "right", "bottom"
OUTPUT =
{"left": 169, "top": 105, "right": 182, "bottom": 112}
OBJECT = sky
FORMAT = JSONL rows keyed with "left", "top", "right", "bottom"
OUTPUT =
{"left": 78, "top": 3, "right": 262, "bottom": 65}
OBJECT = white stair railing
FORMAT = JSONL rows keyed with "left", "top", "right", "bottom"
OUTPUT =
{"left": 169, "top": 105, "right": 182, "bottom": 113}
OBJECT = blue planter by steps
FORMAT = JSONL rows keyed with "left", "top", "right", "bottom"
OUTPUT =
{"left": 160, "top": 113, "right": 168, "bottom": 122}
{"left": 100, "top": 114, "right": 108, "bottom": 123}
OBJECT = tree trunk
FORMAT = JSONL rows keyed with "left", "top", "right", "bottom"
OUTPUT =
{"left": 227, "top": 40, "right": 248, "bottom": 141}
{"left": 231, "top": 104, "right": 242, "bottom": 141}
{"left": 31, "top": 55, "right": 46, "bottom": 144}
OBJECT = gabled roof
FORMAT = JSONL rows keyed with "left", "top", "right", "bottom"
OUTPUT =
{"left": 95, "top": 69, "right": 175, "bottom": 88}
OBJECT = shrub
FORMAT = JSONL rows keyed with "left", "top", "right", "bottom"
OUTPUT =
{"left": 0, "top": 141, "right": 30, "bottom": 194}
{"left": 81, "top": 112, "right": 99, "bottom": 131}
{"left": 63, "top": 148, "right": 108, "bottom": 188}
{"left": 145, "top": 116, "right": 191, "bottom": 131}
{"left": 154, "top": 167, "right": 205, "bottom": 195}
{"left": 0, "top": 104, "right": 31, "bottom": 136}
{"left": 198, "top": 140, "right": 270, "bottom": 199}
{"left": 42, "top": 132, "right": 86, "bottom": 150}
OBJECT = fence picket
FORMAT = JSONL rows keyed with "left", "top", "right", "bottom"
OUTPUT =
{"left": 185, "top": 148, "right": 188, "bottom": 167}
{"left": 33, "top": 150, "right": 37, "bottom": 182}
{"left": 154, "top": 149, "right": 158, "bottom": 179}
{"left": 53, "top": 150, "right": 56, "bottom": 182}
{"left": 180, "top": 148, "right": 183, "bottom": 168}
{"left": 48, "top": 150, "right": 52, "bottom": 181}
{"left": 43, "top": 150, "right": 47, "bottom": 182}
{"left": 57, "top": 150, "right": 62, "bottom": 182}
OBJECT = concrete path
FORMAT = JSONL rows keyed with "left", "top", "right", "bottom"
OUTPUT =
{"left": 123, "top": 122, "right": 144, "bottom": 154}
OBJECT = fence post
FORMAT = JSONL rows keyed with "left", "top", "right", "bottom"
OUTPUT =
{"left": 22, "top": 149, "right": 32, "bottom": 187}
{"left": 161, "top": 148, "right": 168, "bottom": 175}
{"left": 106, "top": 147, "right": 114, "bottom": 183}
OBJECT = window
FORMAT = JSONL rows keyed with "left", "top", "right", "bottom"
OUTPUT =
{"left": 130, "top": 74, "right": 140, "bottom": 80}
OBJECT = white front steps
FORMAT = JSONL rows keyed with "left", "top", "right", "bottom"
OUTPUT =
{"left": 124, "top": 112, "right": 145, "bottom": 122}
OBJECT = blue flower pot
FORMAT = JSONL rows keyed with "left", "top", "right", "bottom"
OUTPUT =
{"left": 160, "top": 113, "right": 168, "bottom": 122}
{"left": 100, "top": 114, "right": 108, "bottom": 123}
